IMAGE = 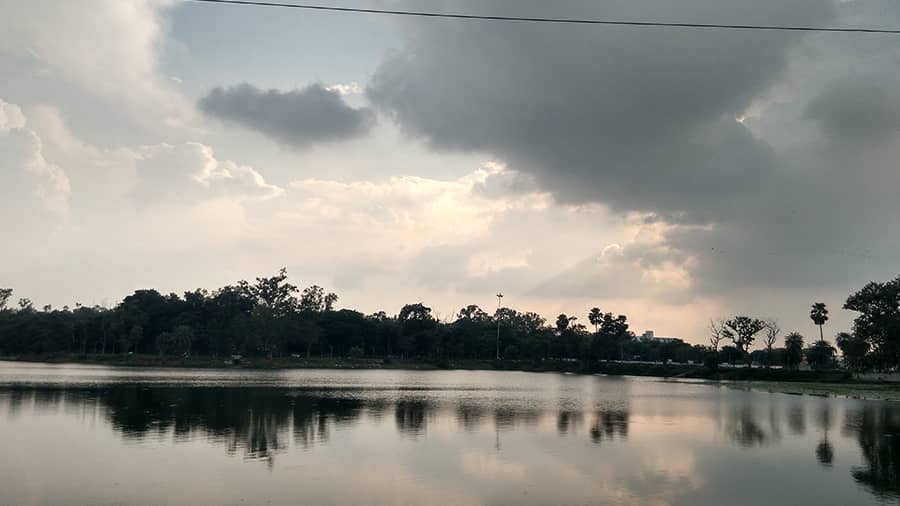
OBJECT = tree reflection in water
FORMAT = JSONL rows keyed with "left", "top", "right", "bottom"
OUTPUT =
{"left": 843, "top": 404, "right": 900, "bottom": 499}
{"left": 787, "top": 402, "right": 806, "bottom": 435}
{"left": 6, "top": 384, "right": 900, "bottom": 502}
{"left": 455, "top": 403, "right": 487, "bottom": 432}
{"left": 723, "top": 404, "right": 770, "bottom": 447}
{"left": 815, "top": 404, "right": 834, "bottom": 468}
{"left": 590, "top": 410, "right": 629, "bottom": 444}
{"left": 394, "top": 400, "right": 429, "bottom": 436}
{"left": 714, "top": 396, "right": 900, "bottom": 496}
{"left": 556, "top": 410, "right": 583, "bottom": 435}
{"left": 0, "top": 385, "right": 635, "bottom": 463}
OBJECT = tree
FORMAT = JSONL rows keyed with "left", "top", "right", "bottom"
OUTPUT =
{"left": 719, "top": 345, "right": 742, "bottom": 366}
{"left": 295, "top": 319, "right": 322, "bottom": 358}
{"left": 398, "top": 303, "right": 437, "bottom": 358}
{"left": 0, "top": 288, "right": 12, "bottom": 312}
{"left": 240, "top": 269, "right": 298, "bottom": 357}
{"left": 241, "top": 269, "right": 297, "bottom": 316}
{"left": 844, "top": 277, "right": 900, "bottom": 370}
{"left": 598, "top": 313, "right": 629, "bottom": 361}
{"left": 784, "top": 332, "right": 804, "bottom": 370}
{"left": 588, "top": 308, "right": 603, "bottom": 333}
{"left": 725, "top": 316, "right": 765, "bottom": 365}
{"left": 122, "top": 324, "right": 142, "bottom": 356}
{"left": 206, "top": 285, "right": 254, "bottom": 356}
{"left": 836, "top": 331, "right": 869, "bottom": 376}
{"left": 324, "top": 292, "right": 338, "bottom": 311}
{"left": 555, "top": 314, "right": 576, "bottom": 334}
{"left": 116, "top": 289, "right": 170, "bottom": 353}
{"left": 156, "top": 331, "right": 175, "bottom": 356}
{"left": 806, "top": 340, "right": 836, "bottom": 370}
{"left": 399, "top": 303, "right": 433, "bottom": 323}
{"left": 708, "top": 318, "right": 730, "bottom": 352}
{"left": 810, "top": 302, "right": 829, "bottom": 344}
{"left": 299, "top": 285, "right": 338, "bottom": 313}
{"left": 173, "top": 325, "right": 194, "bottom": 356}
{"left": 762, "top": 319, "right": 780, "bottom": 368}
{"left": 457, "top": 305, "right": 489, "bottom": 322}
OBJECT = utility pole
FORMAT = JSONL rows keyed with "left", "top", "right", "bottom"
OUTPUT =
{"left": 496, "top": 293, "right": 503, "bottom": 360}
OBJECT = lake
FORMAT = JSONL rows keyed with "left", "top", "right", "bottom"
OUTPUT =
{"left": 0, "top": 361, "right": 897, "bottom": 505}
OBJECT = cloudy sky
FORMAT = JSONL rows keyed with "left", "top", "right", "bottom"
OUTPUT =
{"left": 2, "top": 0, "right": 899, "bottom": 345}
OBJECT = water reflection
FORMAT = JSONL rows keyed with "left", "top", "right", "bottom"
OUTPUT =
{"left": 844, "top": 404, "right": 900, "bottom": 500}
{"left": 816, "top": 404, "right": 834, "bottom": 468}
{"left": 395, "top": 399, "right": 429, "bottom": 436}
{"left": 723, "top": 404, "right": 772, "bottom": 447}
{"left": 455, "top": 404, "right": 487, "bottom": 431}
{"left": 4, "top": 376, "right": 900, "bottom": 505}
{"left": 0, "top": 385, "right": 637, "bottom": 462}
{"left": 556, "top": 410, "right": 583, "bottom": 435}
{"left": 788, "top": 402, "right": 807, "bottom": 435}
{"left": 494, "top": 406, "right": 541, "bottom": 430}
{"left": 589, "top": 409, "right": 629, "bottom": 444}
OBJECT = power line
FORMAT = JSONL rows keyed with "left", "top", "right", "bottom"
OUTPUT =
{"left": 187, "top": 0, "right": 900, "bottom": 35}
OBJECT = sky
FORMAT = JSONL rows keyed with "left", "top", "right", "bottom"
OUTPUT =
{"left": 2, "top": 0, "right": 899, "bottom": 346}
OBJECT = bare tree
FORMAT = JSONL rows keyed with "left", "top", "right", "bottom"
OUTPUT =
{"left": 763, "top": 319, "right": 781, "bottom": 368}
{"left": 709, "top": 318, "right": 729, "bottom": 352}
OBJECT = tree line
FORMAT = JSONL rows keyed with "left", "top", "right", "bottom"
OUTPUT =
{"left": 0, "top": 269, "right": 708, "bottom": 364}
{"left": 1, "top": 271, "right": 897, "bottom": 371}
{"left": 705, "top": 276, "right": 900, "bottom": 373}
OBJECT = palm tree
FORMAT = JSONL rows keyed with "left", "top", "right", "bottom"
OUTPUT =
{"left": 784, "top": 332, "right": 804, "bottom": 370}
{"left": 810, "top": 302, "right": 829, "bottom": 344}
{"left": 588, "top": 307, "right": 603, "bottom": 333}
{"left": 555, "top": 314, "right": 578, "bottom": 335}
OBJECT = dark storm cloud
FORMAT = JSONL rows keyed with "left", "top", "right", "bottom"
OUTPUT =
{"left": 199, "top": 83, "right": 375, "bottom": 148}
{"left": 367, "top": 0, "right": 834, "bottom": 222}
{"left": 364, "top": 0, "right": 900, "bottom": 300}
{"left": 806, "top": 80, "right": 900, "bottom": 146}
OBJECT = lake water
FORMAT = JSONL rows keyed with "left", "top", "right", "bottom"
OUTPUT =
{"left": 0, "top": 361, "right": 898, "bottom": 505}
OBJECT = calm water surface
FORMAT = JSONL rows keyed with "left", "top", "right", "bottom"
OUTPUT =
{"left": 1, "top": 361, "right": 898, "bottom": 505}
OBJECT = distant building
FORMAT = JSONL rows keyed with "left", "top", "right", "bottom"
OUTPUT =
{"left": 638, "top": 330, "right": 682, "bottom": 345}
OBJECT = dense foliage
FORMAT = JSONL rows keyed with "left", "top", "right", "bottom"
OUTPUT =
{"left": 0, "top": 270, "right": 708, "bottom": 364}
{"left": 3, "top": 273, "right": 898, "bottom": 372}
{"left": 843, "top": 276, "right": 900, "bottom": 371}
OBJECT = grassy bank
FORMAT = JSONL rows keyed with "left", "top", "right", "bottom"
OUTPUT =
{"left": 6, "top": 354, "right": 900, "bottom": 400}
{"left": 685, "top": 367, "right": 852, "bottom": 383}
{"left": 722, "top": 380, "right": 900, "bottom": 401}
{"left": 0, "top": 353, "right": 698, "bottom": 375}
{"left": 0, "top": 353, "right": 446, "bottom": 370}
{"left": 0, "top": 354, "right": 850, "bottom": 381}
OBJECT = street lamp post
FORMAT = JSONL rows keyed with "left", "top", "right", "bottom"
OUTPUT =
{"left": 496, "top": 293, "right": 503, "bottom": 360}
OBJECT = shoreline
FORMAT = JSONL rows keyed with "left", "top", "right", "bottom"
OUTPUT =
{"left": 0, "top": 352, "right": 865, "bottom": 380}
{"left": 0, "top": 353, "right": 856, "bottom": 378}
{"left": 4, "top": 354, "right": 900, "bottom": 401}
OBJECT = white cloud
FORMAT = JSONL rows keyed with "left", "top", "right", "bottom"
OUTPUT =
{"left": 279, "top": 164, "right": 551, "bottom": 256}
{"left": 0, "top": 102, "right": 70, "bottom": 216}
{"left": 325, "top": 82, "right": 364, "bottom": 96}
{"left": 7, "top": 1, "right": 893, "bottom": 345}
{"left": 0, "top": 96, "right": 719, "bottom": 341}
{"left": 23, "top": 131, "right": 71, "bottom": 215}
{"left": 465, "top": 250, "right": 531, "bottom": 277}
{"left": 0, "top": 99, "right": 26, "bottom": 133}
{"left": 134, "top": 142, "right": 283, "bottom": 204}
{"left": 0, "top": 0, "right": 193, "bottom": 132}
